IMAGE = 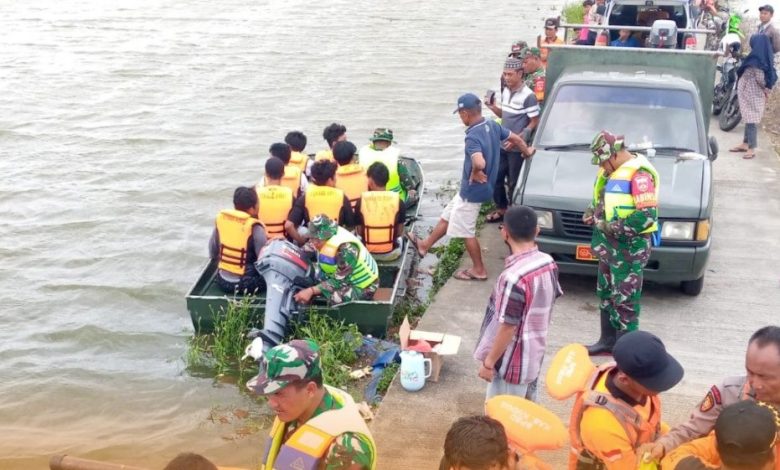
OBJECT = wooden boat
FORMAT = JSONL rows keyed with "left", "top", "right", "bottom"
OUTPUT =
{"left": 185, "top": 157, "right": 424, "bottom": 338}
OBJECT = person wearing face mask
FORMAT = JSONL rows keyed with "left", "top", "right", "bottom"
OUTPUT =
{"left": 639, "top": 326, "right": 780, "bottom": 463}
{"left": 473, "top": 206, "right": 562, "bottom": 401}
{"left": 582, "top": 131, "right": 660, "bottom": 355}
{"left": 569, "top": 330, "right": 684, "bottom": 470}
{"left": 247, "top": 339, "right": 377, "bottom": 470}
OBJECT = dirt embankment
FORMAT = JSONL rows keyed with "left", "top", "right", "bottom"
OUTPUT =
{"left": 764, "top": 89, "right": 780, "bottom": 152}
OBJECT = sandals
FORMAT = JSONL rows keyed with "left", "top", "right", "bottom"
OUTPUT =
{"left": 743, "top": 152, "right": 756, "bottom": 159}
{"left": 486, "top": 211, "right": 504, "bottom": 223}
{"left": 730, "top": 146, "right": 748, "bottom": 153}
{"left": 453, "top": 269, "right": 488, "bottom": 281}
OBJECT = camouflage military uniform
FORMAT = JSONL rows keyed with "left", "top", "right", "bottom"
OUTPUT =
{"left": 314, "top": 242, "right": 378, "bottom": 304}
{"left": 589, "top": 168, "right": 658, "bottom": 331}
{"left": 523, "top": 67, "right": 546, "bottom": 92}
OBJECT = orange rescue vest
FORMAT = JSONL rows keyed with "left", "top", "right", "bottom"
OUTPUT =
{"left": 359, "top": 191, "right": 400, "bottom": 254}
{"left": 569, "top": 364, "right": 661, "bottom": 469}
{"left": 315, "top": 149, "right": 334, "bottom": 162}
{"left": 335, "top": 164, "right": 368, "bottom": 209}
{"left": 289, "top": 151, "right": 308, "bottom": 172}
{"left": 304, "top": 185, "right": 345, "bottom": 223}
{"left": 256, "top": 185, "right": 293, "bottom": 240}
{"left": 276, "top": 166, "right": 302, "bottom": 197}
{"left": 215, "top": 209, "right": 264, "bottom": 276}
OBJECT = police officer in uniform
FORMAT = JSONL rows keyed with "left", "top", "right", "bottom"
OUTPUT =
{"left": 209, "top": 186, "right": 267, "bottom": 294}
{"left": 583, "top": 131, "right": 660, "bottom": 355}
{"left": 640, "top": 325, "right": 780, "bottom": 462}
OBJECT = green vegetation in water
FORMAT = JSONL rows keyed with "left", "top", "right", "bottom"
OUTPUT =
{"left": 376, "top": 363, "right": 400, "bottom": 396}
{"left": 392, "top": 296, "right": 429, "bottom": 327}
{"left": 292, "top": 311, "right": 362, "bottom": 389}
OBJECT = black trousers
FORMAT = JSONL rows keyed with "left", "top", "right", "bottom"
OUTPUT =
{"left": 493, "top": 150, "right": 524, "bottom": 210}
{"left": 215, "top": 264, "right": 266, "bottom": 295}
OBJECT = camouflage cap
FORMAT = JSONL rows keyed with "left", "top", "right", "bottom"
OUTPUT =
{"left": 369, "top": 128, "right": 395, "bottom": 143}
{"left": 590, "top": 130, "right": 625, "bottom": 165}
{"left": 510, "top": 40, "right": 528, "bottom": 56}
{"left": 524, "top": 47, "right": 542, "bottom": 59}
{"left": 250, "top": 339, "right": 322, "bottom": 395}
{"left": 309, "top": 214, "right": 339, "bottom": 240}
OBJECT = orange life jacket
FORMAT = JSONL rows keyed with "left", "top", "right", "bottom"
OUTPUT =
{"left": 304, "top": 185, "right": 344, "bottom": 223}
{"left": 277, "top": 166, "right": 302, "bottom": 197}
{"left": 335, "top": 164, "right": 368, "bottom": 208}
{"left": 314, "top": 149, "right": 334, "bottom": 162}
{"left": 289, "top": 151, "right": 308, "bottom": 172}
{"left": 215, "top": 209, "right": 264, "bottom": 276}
{"left": 568, "top": 364, "right": 661, "bottom": 469}
{"left": 359, "top": 191, "right": 400, "bottom": 254}
{"left": 256, "top": 185, "right": 293, "bottom": 240}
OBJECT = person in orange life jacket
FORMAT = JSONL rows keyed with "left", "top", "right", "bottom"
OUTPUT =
{"left": 284, "top": 130, "right": 310, "bottom": 174}
{"left": 407, "top": 93, "right": 533, "bottom": 281}
{"left": 354, "top": 162, "right": 407, "bottom": 261}
{"left": 315, "top": 122, "right": 348, "bottom": 162}
{"left": 661, "top": 400, "right": 779, "bottom": 470}
{"left": 247, "top": 339, "right": 376, "bottom": 470}
{"left": 332, "top": 140, "right": 368, "bottom": 209}
{"left": 266, "top": 142, "right": 307, "bottom": 198}
{"left": 570, "top": 330, "right": 683, "bottom": 470}
{"left": 209, "top": 186, "right": 267, "bottom": 295}
{"left": 439, "top": 415, "right": 523, "bottom": 470}
{"left": 284, "top": 160, "right": 353, "bottom": 246}
{"left": 640, "top": 325, "right": 780, "bottom": 462}
{"left": 257, "top": 157, "right": 294, "bottom": 241}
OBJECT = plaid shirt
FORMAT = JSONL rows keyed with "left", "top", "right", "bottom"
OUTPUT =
{"left": 474, "top": 248, "right": 562, "bottom": 384}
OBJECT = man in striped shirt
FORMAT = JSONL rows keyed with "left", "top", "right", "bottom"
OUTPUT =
{"left": 474, "top": 206, "right": 562, "bottom": 400}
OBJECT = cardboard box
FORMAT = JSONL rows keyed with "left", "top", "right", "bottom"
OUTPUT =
{"left": 399, "top": 316, "right": 462, "bottom": 382}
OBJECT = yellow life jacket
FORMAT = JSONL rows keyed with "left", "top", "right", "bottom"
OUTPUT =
{"left": 304, "top": 185, "right": 345, "bottom": 223}
{"left": 593, "top": 154, "right": 660, "bottom": 234}
{"left": 358, "top": 145, "right": 406, "bottom": 200}
{"left": 256, "top": 185, "right": 293, "bottom": 240}
{"left": 215, "top": 209, "right": 264, "bottom": 276}
{"left": 360, "top": 191, "right": 400, "bottom": 254}
{"left": 289, "top": 151, "right": 308, "bottom": 172}
{"left": 568, "top": 364, "right": 662, "bottom": 470}
{"left": 261, "top": 385, "right": 377, "bottom": 470}
{"left": 314, "top": 149, "right": 334, "bottom": 162}
{"left": 335, "top": 164, "right": 368, "bottom": 209}
{"left": 276, "top": 166, "right": 302, "bottom": 197}
{"left": 318, "top": 227, "right": 379, "bottom": 289}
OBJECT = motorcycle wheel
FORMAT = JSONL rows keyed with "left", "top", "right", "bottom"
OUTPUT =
{"left": 712, "top": 84, "right": 725, "bottom": 115}
{"left": 718, "top": 94, "right": 741, "bottom": 131}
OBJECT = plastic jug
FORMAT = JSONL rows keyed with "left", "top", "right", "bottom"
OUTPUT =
{"left": 399, "top": 350, "right": 432, "bottom": 392}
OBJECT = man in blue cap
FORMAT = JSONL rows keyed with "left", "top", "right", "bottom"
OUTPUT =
{"left": 408, "top": 93, "right": 533, "bottom": 280}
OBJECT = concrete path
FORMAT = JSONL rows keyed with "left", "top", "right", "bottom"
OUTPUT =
{"left": 370, "top": 125, "right": 780, "bottom": 469}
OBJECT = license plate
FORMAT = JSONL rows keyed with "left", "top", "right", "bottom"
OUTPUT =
{"left": 575, "top": 245, "right": 598, "bottom": 262}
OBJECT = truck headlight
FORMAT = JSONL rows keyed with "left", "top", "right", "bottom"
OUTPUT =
{"left": 535, "top": 210, "right": 554, "bottom": 230}
{"left": 661, "top": 221, "right": 695, "bottom": 240}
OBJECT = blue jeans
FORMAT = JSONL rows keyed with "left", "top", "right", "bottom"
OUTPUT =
{"left": 486, "top": 376, "right": 539, "bottom": 402}
{"left": 743, "top": 123, "right": 758, "bottom": 149}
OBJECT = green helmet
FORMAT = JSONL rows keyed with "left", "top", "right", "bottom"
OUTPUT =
{"left": 727, "top": 14, "right": 744, "bottom": 36}
{"left": 590, "top": 130, "right": 625, "bottom": 165}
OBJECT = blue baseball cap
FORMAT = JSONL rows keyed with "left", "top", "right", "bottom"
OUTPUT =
{"left": 453, "top": 93, "right": 481, "bottom": 114}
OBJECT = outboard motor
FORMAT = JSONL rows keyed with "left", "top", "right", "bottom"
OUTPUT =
{"left": 254, "top": 239, "right": 313, "bottom": 351}
{"left": 648, "top": 20, "right": 678, "bottom": 49}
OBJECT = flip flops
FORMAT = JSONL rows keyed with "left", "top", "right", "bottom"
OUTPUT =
{"left": 486, "top": 211, "right": 504, "bottom": 223}
{"left": 730, "top": 146, "right": 748, "bottom": 153}
{"left": 453, "top": 269, "right": 488, "bottom": 281}
{"left": 743, "top": 152, "right": 756, "bottom": 159}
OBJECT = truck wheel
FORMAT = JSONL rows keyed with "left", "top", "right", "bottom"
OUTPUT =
{"left": 680, "top": 276, "right": 705, "bottom": 296}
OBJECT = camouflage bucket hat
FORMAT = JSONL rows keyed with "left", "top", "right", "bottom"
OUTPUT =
{"left": 249, "top": 339, "right": 322, "bottom": 395}
{"left": 590, "top": 130, "right": 625, "bottom": 165}
{"left": 369, "top": 128, "right": 394, "bottom": 143}
{"left": 309, "top": 214, "right": 339, "bottom": 240}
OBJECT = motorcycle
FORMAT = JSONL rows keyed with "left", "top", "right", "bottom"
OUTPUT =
{"left": 718, "top": 49, "right": 744, "bottom": 131}
{"left": 713, "top": 44, "right": 741, "bottom": 115}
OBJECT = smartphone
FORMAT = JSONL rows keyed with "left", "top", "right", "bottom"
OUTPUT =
{"left": 485, "top": 89, "right": 496, "bottom": 105}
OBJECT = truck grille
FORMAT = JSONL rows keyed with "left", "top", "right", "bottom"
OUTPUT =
{"left": 560, "top": 211, "right": 593, "bottom": 239}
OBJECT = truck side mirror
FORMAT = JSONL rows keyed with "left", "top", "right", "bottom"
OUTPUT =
{"left": 708, "top": 136, "right": 719, "bottom": 161}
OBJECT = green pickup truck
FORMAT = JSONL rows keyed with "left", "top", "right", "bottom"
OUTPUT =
{"left": 516, "top": 46, "right": 718, "bottom": 295}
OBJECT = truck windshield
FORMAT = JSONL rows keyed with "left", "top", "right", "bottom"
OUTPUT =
{"left": 537, "top": 84, "right": 701, "bottom": 153}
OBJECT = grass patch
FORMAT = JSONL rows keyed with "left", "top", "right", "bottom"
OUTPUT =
{"left": 392, "top": 296, "right": 429, "bottom": 327}
{"left": 561, "top": 2, "right": 584, "bottom": 23}
{"left": 376, "top": 363, "right": 400, "bottom": 395}
{"left": 292, "top": 311, "right": 362, "bottom": 389}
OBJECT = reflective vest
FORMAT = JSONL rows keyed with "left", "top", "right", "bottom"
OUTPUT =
{"left": 215, "top": 209, "right": 264, "bottom": 276}
{"left": 315, "top": 149, "right": 334, "bottom": 162}
{"left": 289, "top": 151, "right": 308, "bottom": 172}
{"left": 277, "top": 166, "right": 302, "bottom": 197}
{"left": 335, "top": 164, "right": 368, "bottom": 209}
{"left": 256, "top": 185, "right": 293, "bottom": 240}
{"left": 358, "top": 145, "right": 406, "bottom": 200}
{"left": 318, "top": 227, "right": 379, "bottom": 289}
{"left": 360, "top": 191, "right": 400, "bottom": 254}
{"left": 304, "top": 185, "right": 345, "bottom": 223}
{"left": 261, "top": 385, "right": 377, "bottom": 470}
{"left": 569, "top": 364, "right": 661, "bottom": 469}
{"left": 593, "top": 154, "right": 660, "bottom": 234}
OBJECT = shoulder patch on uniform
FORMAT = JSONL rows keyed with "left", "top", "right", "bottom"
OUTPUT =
{"left": 700, "top": 386, "right": 722, "bottom": 412}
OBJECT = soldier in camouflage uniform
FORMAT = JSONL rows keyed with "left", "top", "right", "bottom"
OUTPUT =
{"left": 248, "top": 339, "right": 377, "bottom": 470}
{"left": 583, "top": 131, "right": 659, "bottom": 355}
{"left": 293, "top": 215, "right": 379, "bottom": 305}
